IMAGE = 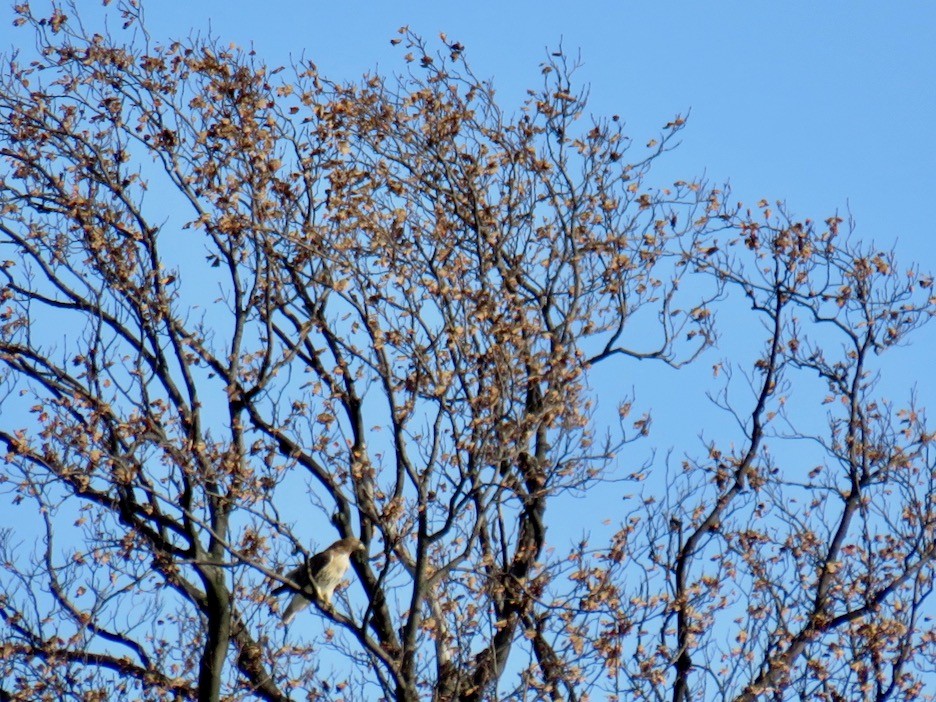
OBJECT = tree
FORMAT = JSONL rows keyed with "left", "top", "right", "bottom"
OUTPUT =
{"left": 0, "top": 4, "right": 933, "bottom": 701}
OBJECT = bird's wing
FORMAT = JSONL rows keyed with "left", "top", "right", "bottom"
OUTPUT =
{"left": 304, "top": 548, "right": 334, "bottom": 585}
{"left": 272, "top": 548, "right": 334, "bottom": 595}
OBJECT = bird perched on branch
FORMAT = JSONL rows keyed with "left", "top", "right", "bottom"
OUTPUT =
{"left": 273, "top": 537, "right": 366, "bottom": 624}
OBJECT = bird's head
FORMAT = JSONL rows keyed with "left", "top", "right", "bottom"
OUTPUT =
{"left": 334, "top": 536, "right": 366, "bottom": 555}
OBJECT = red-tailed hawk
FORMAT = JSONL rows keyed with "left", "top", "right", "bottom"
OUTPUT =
{"left": 273, "top": 537, "right": 365, "bottom": 624}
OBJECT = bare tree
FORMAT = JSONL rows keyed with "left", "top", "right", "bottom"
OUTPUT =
{"left": 0, "top": 4, "right": 932, "bottom": 701}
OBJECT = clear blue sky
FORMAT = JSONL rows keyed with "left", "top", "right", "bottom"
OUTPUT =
{"left": 2, "top": 0, "right": 933, "bottom": 480}
{"left": 125, "top": 0, "right": 933, "bottom": 504}
{"left": 3, "top": 2, "right": 931, "bottom": 296}
{"left": 129, "top": 0, "right": 935, "bottom": 407}
{"left": 2, "top": 2, "right": 934, "bottom": 489}
{"left": 0, "top": 1, "right": 934, "bottom": 675}
{"left": 116, "top": 0, "right": 935, "bottom": 266}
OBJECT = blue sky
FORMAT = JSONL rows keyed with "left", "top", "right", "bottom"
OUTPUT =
{"left": 118, "top": 1, "right": 935, "bottom": 264}
{"left": 129, "top": 1, "right": 934, "bottom": 403}
{"left": 0, "top": 1, "right": 932, "bottom": 487}
{"left": 121, "top": 0, "right": 933, "bottom": 524}
{"left": 1, "top": 0, "right": 933, "bottom": 489}
{"left": 0, "top": 2, "right": 934, "bottom": 685}
{"left": 3, "top": 2, "right": 932, "bottom": 294}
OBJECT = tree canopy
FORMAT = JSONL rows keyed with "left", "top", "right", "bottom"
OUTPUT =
{"left": 0, "top": 4, "right": 933, "bottom": 701}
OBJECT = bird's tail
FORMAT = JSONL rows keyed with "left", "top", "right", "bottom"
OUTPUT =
{"left": 281, "top": 593, "right": 311, "bottom": 624}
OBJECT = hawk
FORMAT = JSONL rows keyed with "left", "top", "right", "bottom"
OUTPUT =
{"left": 273, "top": 537, "right": 366, "bottom": 624}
